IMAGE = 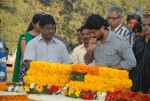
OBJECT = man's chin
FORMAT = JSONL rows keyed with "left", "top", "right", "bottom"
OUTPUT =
{"left": 83, "top": 40, "right": 89, "bottom": 43}
{"left": 46, "top": 36, "right": 53, "bottom": 40}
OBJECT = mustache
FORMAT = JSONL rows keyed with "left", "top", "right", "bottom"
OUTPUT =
{"left": 83, "top": 38, "right": 89, "bottom": 40}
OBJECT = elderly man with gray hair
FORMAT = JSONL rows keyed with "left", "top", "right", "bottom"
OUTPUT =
{"left": 107, "top": 6, "right": 130, "bottom": 40}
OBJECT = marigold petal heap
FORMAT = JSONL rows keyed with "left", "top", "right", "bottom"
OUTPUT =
{"left": 24, "top": 61, "right": 132, "bottom": 93}
{"left": 24, "top": 61, "right": 72, "bottom": 87}
{"left": 68, "top": 64, "right": 132, "bottom": 92}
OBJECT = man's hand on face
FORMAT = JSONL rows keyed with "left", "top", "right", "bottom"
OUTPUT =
{"left": 88, "top": 38, "right": 97, "bottom": 51}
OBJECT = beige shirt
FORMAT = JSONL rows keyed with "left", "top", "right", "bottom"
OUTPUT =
{"left": 71, "top": 44, "right": 94, "bottom": 65}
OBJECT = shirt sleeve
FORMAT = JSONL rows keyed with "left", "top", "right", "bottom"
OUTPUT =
{"left": 119, "top": 40, "right": 136, "bottom": 70}
{"left": 23, "top": 40, "right": 36, "bottom": 61}
{"left": 71, "top": 48, "right": 79, "bottom": 64}
{"left": 62, "top": 45, "right": 73, "bottom": 64}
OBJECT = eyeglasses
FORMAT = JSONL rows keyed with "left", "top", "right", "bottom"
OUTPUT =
{"left": 107, "top": 16, "right": 120, "bottom": 20}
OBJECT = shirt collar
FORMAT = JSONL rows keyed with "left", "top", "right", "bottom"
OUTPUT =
{"left": 97, "top": 32, "right": 112, "bottom": 46}
{"left": 37, "top": 34, "right": 58, "bottom": 43}
{"left": 109, "top": 23, "right": 123, "bottom": 33}
{"left": 77, "top": 43, "right": 85, "bottom": 49}
{"left": 80, "top": 43, "right": 85, "bottom": 48}
{"left": 106, "top": 31, "right": 113, "bottom": 42}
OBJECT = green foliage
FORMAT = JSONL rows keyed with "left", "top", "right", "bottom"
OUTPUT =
{"left": 0, "top": 0, "right": 149, "bottom": 53}
{"left": 70, "top": 72, "right": 85, "bottom": 81}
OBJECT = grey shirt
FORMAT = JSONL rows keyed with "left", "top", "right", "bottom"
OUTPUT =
{"left": 86, "top": 32, "right": 136, "bottom": 70}
{"left": 24, "top": 34, "right": 73, "bottom": 64}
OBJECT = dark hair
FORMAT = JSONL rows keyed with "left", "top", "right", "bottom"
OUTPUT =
{"left": 143, "top": 14, "right": 150, "bottom": 19}
{"left": 77, "top": 28, "right": 81, "bottom": 32}
{"left": 127, "top": 14, "right": 141, "bottom": 22}
{"left": 77, "top": 25, "right": 85, "bottom": 32}
{"left": 79, "top": 26, "right": 85, "bottom": 33}
{"left": 132, "top": 22, "right": 142, "bottom": 33}
{"left": 39, "top": 14, "right": 56, "bottom": 27}
{"left": 27, "top": 13, "right": 43, "bottom": 32}
{"left": 84, "top": 14, "right": 109, "bottom": 30}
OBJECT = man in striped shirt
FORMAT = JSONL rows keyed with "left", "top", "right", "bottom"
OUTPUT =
{"left": 107, "top": 6, "right": 130, "bottom": 42}
{"left": 131, "top": 15, "right": 150, "bottom": 93}
{"left": 0, "top": 40, "right": 6, "bottom": 82}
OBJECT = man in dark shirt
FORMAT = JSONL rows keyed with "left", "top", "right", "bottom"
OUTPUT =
{"left": 131, "top": 15, "right": 150, "bottom": 93}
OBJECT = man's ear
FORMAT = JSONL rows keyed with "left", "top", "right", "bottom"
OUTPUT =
{"left": 100, "top": 26, "right": 105, "bottom": 31}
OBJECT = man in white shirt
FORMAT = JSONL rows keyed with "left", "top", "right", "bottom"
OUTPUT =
{"left": 24, "top": 14, "right": 72, "bottom": 69}
{"left": 72, "top": 26, "right": 94, "bottom": 65}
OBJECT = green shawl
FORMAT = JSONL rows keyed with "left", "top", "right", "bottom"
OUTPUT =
{"left": 12, "top": 32, "right": 33, "bottom": 82}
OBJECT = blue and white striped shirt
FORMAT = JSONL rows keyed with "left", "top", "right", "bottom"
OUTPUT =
{"left": 109, "top": 24, "right": 131, "bottom": 44}
{"left": 0, "top": 41, "right": 6, "bottom": 82}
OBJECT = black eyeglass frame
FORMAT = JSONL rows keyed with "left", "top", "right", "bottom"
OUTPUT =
{"left": 107, "top": 16, "right": 120, "bottom": 20}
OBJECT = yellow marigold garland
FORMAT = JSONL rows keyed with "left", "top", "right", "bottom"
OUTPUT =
{"left": 68, "top": 67, "right": 132, "bottom": 92}
{"left": 24, "top": 61, "right": 132, "bottom": 93}
{"left": 24, "top": 61, "right": 72, "bottom": 87}
{"left": 71, "top": 64, "right": 99, "bottom": 75}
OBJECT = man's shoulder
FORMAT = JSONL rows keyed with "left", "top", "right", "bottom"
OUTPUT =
{"left": 26, "top": 36, "right": 38, "bottom": 46}
{"left": 73, "top": 44, "right": 84, "bottom": 51}
{"left": 121, "top": 25, "right": 128, "bottom": 30}
{"left": 134, "top": 36, "right": 144, "bottom": 44}
{"left": 53, "top": 37, "right": 67, "bottom": 48}
{"left": 113, "top": 34, "right": 128, "bottom": 41}
{"left": 121, "top": 26, "right": 130, "bottom": 34}
{"left": 0, "top": 41, "right": 3, "bottom": 48}
{"left": 115, "top": 25, "right": 130, "bottom": 37}
{"left": 53, "top": 37, "right": 64, "bottom": 44}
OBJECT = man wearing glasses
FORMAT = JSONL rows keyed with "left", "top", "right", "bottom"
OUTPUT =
{"left": 107, "top": 6, "right": 130, "bottom": 41}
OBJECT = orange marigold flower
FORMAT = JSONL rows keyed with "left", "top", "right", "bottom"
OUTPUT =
{"left": 71, "top": 64, "right": 99, "bottom": 75}
{"left": 35, "top": 84, "right": 43, "bottom": 93}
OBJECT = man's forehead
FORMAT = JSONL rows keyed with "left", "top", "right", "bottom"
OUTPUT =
{"left": 143, "top": 17, "right": 150, "bottom": 23}
{"left": 43, "top": 24, "right": 55, "bottom": 27}
{"left": 128, "top": 19, "right": 138, "bottom": 23}
{"left": 108, "top": 11, "right": 118, "bottom": 16}
{"left": 82, "top": 29, "right": 90, "bottom": 32}
{"left": 87, "top": 29, "right": 97, "bottom": 32}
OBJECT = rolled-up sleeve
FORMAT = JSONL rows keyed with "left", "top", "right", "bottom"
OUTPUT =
{"left": 119, "top": 41, "right": 136, "bottom": 70}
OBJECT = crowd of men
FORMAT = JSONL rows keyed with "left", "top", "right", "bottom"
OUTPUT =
{"left": 0, "top": 6, "right": 150, "bottom": 94}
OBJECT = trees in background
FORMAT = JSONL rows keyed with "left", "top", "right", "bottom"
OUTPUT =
{"left": 0, "top": 0, "right": 149, "bottom": 53}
